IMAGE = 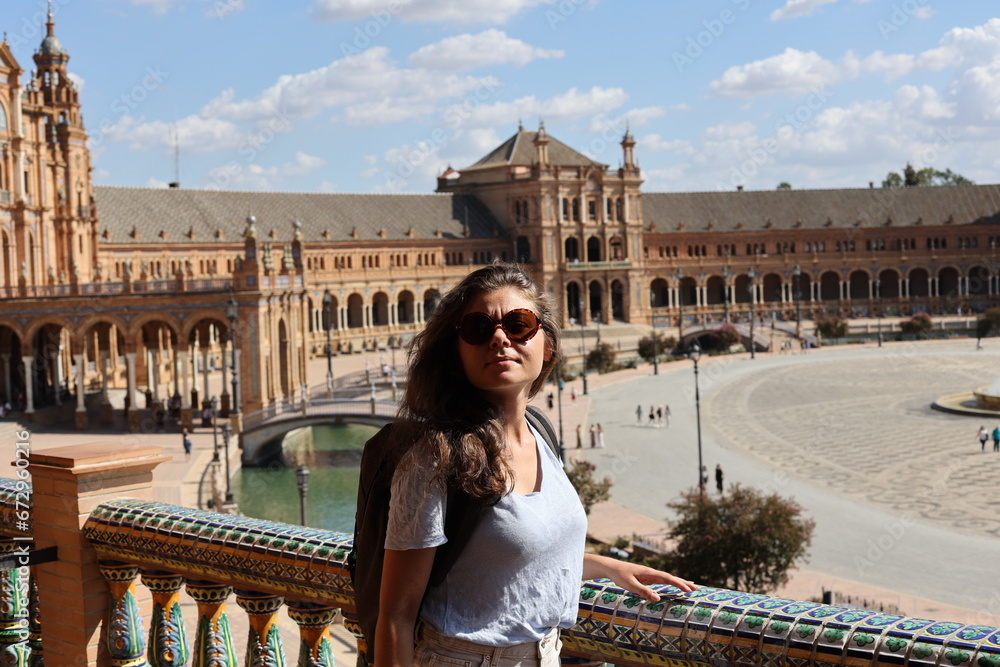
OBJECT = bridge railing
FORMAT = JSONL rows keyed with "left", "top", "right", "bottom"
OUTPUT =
{"left": 241, "top": 398, "right": 398, "bottom": 431}
{"left": 6, "top": 446, "right": 1000, "bottom": 667}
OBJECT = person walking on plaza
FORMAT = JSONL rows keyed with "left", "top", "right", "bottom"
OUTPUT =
{"left": 590, "top": 423, "right": 597, "bottom": 448}
{"left": 182, "top": 428, "right": 192, "bottom": 461}
{"left": 648, "top": 405, "right": 656, "bottom": 427}
{"left": 636, "top": 404, "right": 643, "bottom": 425}
{"left": 576, "top": 423, "right": 583, "bottom": 449}
{"left": 993, "top": 424, "right": 1000, "bottom": 452}
{"left": 715, "top": 464, "right": 724, "bottom": 493}
{"left": 699, "top": 466, "right": 709, "bottom": 494}
{"left": 656, "top": 406, "right": 663, "bottom": 426}
{"left": 979, "top": 425, "right": 990, "bottom": 452}
{"left": 596, "top": 423, "right": 605, "bottom": 449}
{"left": 663, "top": 404, "right": 671, "bottom": 427}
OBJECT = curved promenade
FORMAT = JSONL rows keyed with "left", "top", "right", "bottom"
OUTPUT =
{"left": 569, "top": 339, "right": 1000, "bottom": 624}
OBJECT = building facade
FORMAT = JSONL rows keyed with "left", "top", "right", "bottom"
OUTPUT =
{"left": 2, "top": 15, "right": 1000, "bottom": 430}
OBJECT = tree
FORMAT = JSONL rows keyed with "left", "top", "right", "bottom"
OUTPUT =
{"left": 816, "top": 316, "right": 847, "bottom": 343}
{"left": 637, "top": 332, "right": 676, "bottom": 363}
{"left": 587, "top": 342, "right": 617, "bottom": 373}
{"left": 900, "top": 312, "right": 933, "bottom": 336}
{"left": 776, "top": 182, "right": 792, "bottom": 190}
{"left": 706, "top": 323, "right": 740, "bottom": 352}
{"left": 565, "top": 460, "right": 611, "bottom": 515}
{"left": 977, "top": 307, "right": 1000, "bottom": 338}
{"left": 883, "top": 163, "right": 974, "bottom": 188}
{"left": 658, "top": 485, "right": 815, "bottom": 593}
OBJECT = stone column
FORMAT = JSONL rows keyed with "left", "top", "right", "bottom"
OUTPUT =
{"left": 21, "top": 355, "right": 34, "bottom": 414}
{"left": 0, "top": 353, "right": 9, "bottom": 402}
{"left": 53, "top": 345, "right": 63, "bottom": 405}
{"left": 30, "top": 442, "right": 168, "bottom": 666}
{"left": 179, "top": 348, "right": 193, "bottom": 429}
{"left": 125, "top": 352, "right": 139, "bottom": 432}
{"left": 201, "top": 348, "right": 211, "bottom": 402}
{"left": 75, "top": 353, "right": 87, "bottom": 430}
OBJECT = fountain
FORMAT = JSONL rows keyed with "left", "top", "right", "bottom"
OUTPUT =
{"left": 933, "top": 379, "right": 1000, "bottom": 416}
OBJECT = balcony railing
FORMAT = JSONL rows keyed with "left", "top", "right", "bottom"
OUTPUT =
{"left": 4, "top": 447, "right": 1000, "bottom": 667}
{"left": 566, "top": 259, "right": 633, "bottom": 271}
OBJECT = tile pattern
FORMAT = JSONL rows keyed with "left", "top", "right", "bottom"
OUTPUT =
{"left": 0, "top": 479, "right": 31, "bottom": 538}
{"left": 83, "top": 499, "right": 356, "bottom": 610}
{"left": 81, "top": 498, "right": 1000, "bottom": 667}
{"left": 565, "top": 582, "right": 1000, "bottom": 667}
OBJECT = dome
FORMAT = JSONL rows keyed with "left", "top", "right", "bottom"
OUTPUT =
{"left": 39, "top": 34, "right": 64, "bottom": 56}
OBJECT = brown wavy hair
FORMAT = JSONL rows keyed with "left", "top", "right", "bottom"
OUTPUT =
{"left": 391, "top": 263, "right": 562, "bottom": 505}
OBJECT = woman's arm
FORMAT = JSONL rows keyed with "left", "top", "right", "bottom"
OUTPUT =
{"left": 582, "top": 553, "right": 697, "bottom": 602}
{"left": 374, "top": 546, "right": 437, "bottom": 667}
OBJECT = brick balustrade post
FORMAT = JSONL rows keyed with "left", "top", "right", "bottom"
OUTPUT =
{"left": 29, "top": 442, "right": 169, "bottom": 666}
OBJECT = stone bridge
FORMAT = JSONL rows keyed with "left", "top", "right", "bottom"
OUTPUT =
{"left": 240, "top": 397, "right": 396, "bottom": 465}
{"left": 680, "top": 320, "right": 818, "bottom": 350}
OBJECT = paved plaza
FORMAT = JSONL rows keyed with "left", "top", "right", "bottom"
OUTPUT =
{"left": 569, "top": 339, "right": 1000, "bottom": 621}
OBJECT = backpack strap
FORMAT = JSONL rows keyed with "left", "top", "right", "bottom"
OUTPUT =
{"left": 526, "top": 404, "right": 561, "bottom": 458}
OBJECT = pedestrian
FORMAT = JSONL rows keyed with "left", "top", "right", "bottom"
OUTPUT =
{"left": 993, "top": 424, "right": 1000, "bottom": 452}
{"left": 182, "top": 428, "right": 192, "bottom": 461}
{"left": 636, "top": 404, "right": 643, "bottom": 425}
{"left": 699, "top": 466, "right": 709, "bottom": 494}
{"left": 977, "top": 338, "right": 984, "bottom": 351}
{"left": 597, "top": 423, "right": 605, "bottom": 449}
{"left": 576, "top": 423, "right": 582, "bottom": 449}
{"left": 590, "top": 423, "right": 597, "bottom": 448}
{"left": 979, "top": 425, "right": 990, "bottom": 452}
{"left": 664, "top": 404, "right": 671, "bottom": 427}
{"left": 570, "top": 386, "right": 577, "bottom": 402}
{"left": 656, "top": 406, "right": 663, "bottom": 426}
{"left": 375, "top": 264, "right": 695, "bottom": 667}
{"left": 546, "top": 391, "right": 554, "bottom": 409}
{"left": 715, "top": 464, "right": 724, "bottom": 493}
{"left": 648, "top": 405, "right": 656, "bottom": 426}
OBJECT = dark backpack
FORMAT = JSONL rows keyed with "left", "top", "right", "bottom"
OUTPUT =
{"left": 348, "top": 405, "right": 560, "bottom": 664}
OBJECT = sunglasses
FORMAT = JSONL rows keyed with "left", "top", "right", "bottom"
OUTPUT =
{"left": 455, "top": 309, "right": 542, "bottom": 345}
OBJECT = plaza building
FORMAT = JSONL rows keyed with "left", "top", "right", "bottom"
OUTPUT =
{"left": 2, "top": 13, "right": 1000, "bottom": 431}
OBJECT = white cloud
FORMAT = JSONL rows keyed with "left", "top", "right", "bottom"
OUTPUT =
{"left": 317, "top": 181, "right": 339, "bottom": 193}
{"left": 312, "top": 0, "right": 556, "bottom": 24}
{"left": 202, "top": 47, "right": 497, "bottom": 127}
{"left": 146, "top": 177, "right": 170, "bottom": 188}
{"left": 588, "top": 106, "right": 665, "bottom": 134}
{"left": 202, "top": 152, "right": 327, "bottom": 190}
{"left": 641, "top": 134, "right": 693, "bottom": 154}
{"left": 408, "top": 30, "right": 563, "bottom": 72}
{"left": 769, "top": 0, "right": 838, "bottom": 21}
{"left": 710, "top": 48, "right": 843, "bottom": 97}
{"left": 446, "top": 86, "right": 628, "bottom": 129}
{"left": 126, "top": 0, "right": 182, "bottom": 15}
{"left": 102, "top": 114, "right": 244, "bottom": 153}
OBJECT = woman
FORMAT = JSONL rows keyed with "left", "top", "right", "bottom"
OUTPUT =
{"left": 376, "top": 264, "right": 695, "bottom": 667}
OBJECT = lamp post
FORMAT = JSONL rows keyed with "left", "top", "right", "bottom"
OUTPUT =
{"left": 747, "top": 268, "right": 756, "bottom": 360}
{"left": 221, "top": 423, "right": 234, "bottom": 505}
{"left": 323, "top": 290, "right": 334, "bottom": 398}
{"left": 676, "top": 268, "right": 685, "bottom": 344}
{"left": 794, "top": 265, "right": 802, "bottom": 340}
{"left": 210, "top": 395, "right": 219, "bottom": 472}
{"left": 578, "top": 300, "right": 588, "bottom": 396}
{"left": 722, "top": 266, "right": 730, "bottom": 324}
{"left": 688, "top": 342, "right": 704, "bottom": 494}
{"left": 295, "top": 464, "right": 310, "bottom": 526}
{"left": 226, "top": 295, "right": 240, "bottom": 415}
{"left": 875, "top": 278, "right": 883, "bottom": 347}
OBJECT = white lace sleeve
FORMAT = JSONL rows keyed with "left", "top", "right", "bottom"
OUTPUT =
{"left": 385, "top": 446, "right": 448, "bottom": 551}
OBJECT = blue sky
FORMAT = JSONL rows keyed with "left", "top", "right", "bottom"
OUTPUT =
{"left": 7, "top": 1, "right": 999, "bottom": 194}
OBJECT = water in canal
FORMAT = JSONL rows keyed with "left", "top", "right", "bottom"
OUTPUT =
{"left": 231, "top": 423, "right": 379, "bottom": 533}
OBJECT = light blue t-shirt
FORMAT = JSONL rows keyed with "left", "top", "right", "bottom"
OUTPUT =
{"left": 386, "top": 422, "right": 588, "bottom": 646}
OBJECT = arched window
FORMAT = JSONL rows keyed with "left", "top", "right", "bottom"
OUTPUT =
{"left": 0, "top": 103, "right": 7, "bottom": 131}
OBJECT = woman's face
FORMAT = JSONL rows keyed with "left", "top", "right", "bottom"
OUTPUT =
{"left": 457, "top": 287, "right": 551, "bottom": 404}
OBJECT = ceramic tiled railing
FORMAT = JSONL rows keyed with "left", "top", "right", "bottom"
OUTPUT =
{"left": 3, "top": 481, "right": 1000, "bottom": 667}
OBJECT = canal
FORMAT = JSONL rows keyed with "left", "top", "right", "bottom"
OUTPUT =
{"left": 231, "top": 423, "right": 380, "bottom": 532}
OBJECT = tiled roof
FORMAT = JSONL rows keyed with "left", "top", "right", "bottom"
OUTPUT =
{"left": 93, "top": 186, "right": 506, "bottom": 244}
{"left": 464, "top": 127, "right": 603, "bottom": 170}
{"left": 643, "top": 185, "right": 1000, "bottom": 234}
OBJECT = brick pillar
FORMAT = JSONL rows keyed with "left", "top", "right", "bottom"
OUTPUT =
{"left": 30, "top": 443, "right": 169, "bottom": 666}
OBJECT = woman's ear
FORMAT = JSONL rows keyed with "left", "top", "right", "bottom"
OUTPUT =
{"left": 543, "top": 337, "right": 554, "bottom": 362}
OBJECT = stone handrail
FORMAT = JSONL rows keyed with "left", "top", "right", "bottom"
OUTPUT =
{"left": 78, "top": 498, "right": 1000, "bottom": 667}
{"left": 4, "top": 451, "right": 1000, "bottom": 667}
